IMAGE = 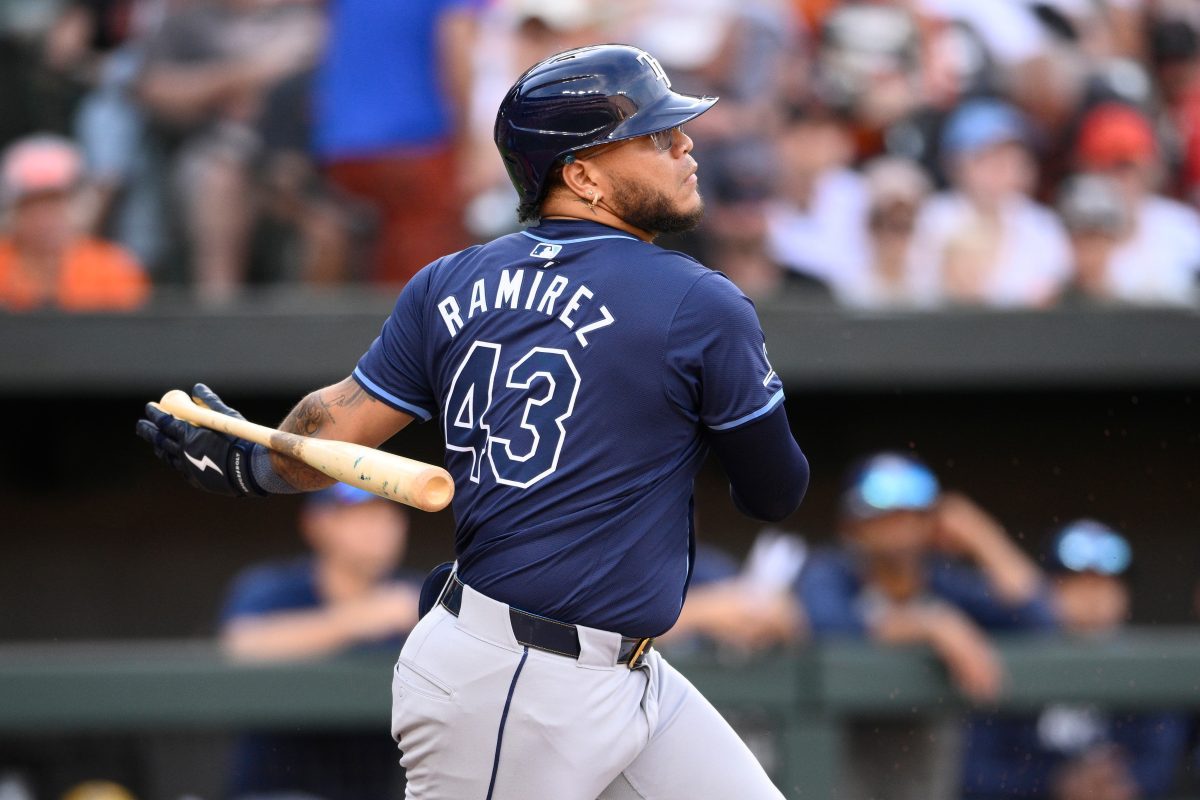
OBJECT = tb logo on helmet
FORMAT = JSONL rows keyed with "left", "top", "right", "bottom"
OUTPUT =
{"left": 637, "top": 52, "right": 671, "bottom": 87}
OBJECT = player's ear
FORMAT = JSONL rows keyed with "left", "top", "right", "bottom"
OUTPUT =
{"left": 560, "top": 158, "right": 602, "bottom": 202}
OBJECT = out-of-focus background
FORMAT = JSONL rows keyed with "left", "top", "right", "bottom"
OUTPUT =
{"left": 3, "top": 0, "right": 1200, "bottom": 798}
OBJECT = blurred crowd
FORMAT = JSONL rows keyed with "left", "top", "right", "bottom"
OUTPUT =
{"left": 3, "top": 0, "right": 1200, "bottom": 309}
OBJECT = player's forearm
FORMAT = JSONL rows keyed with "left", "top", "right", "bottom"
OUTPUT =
{"left": 267, "top": 386, "right": 354, "bottom": 490}
{"left": 267, "top": 376, "right": 412, "bottom": 491}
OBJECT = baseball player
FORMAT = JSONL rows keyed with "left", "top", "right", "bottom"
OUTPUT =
{"left": 137, "top": 44, "right": 809, "bottom": 799}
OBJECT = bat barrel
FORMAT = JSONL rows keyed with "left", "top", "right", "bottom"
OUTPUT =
{"left": 415, "top": 472, "right": 455, "bottom": 512}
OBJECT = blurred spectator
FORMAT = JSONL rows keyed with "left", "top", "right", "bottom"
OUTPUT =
{"left": 463, "top": 0, "right": 610, "bottom": 240}
{"left": 765, "top": 104, "right": 867, "bottom": 299}
{"left": 660, "top": 530, "right": 807, "bottom": 655}
{"left": 1071, "top": 102, "right": 1200, "bottom": 305}
{"left": 798, "top": 452, "right": 1054, "bottom": 698}
{"left": 315, "top": 0, "right": 479, "bottom": 286}
{"left": 909, "top": 99, "right": 1072, "bottom": 307}
{"left": 136, "top": 0, "right": 325, "bottom": 301}
{"left": 45, "top": 0, "right": 169, "bottom": 271}
{"left": 1150, "top": 14, "right": 1200, "bottom": 205}
{"left": 42, "top": 0, "right": 165, "bottom": 83}
{"left": 219, "top": 483, "right": 422, "bottom": 799}
{"left": 1055, "top": 173, "right": 1133, "bottom": 305}
{"left": 796, "top": 452, "right": 1055, "bottom": 800}
{"left": 840, "top": 155, "right": 931, "bottom": 309}
{"left": 701, "top": 147, "right": 807, "bottom": 300}
{"left": 962, "top": 520, "right": 1190, "bottom": 799}
{"left": 0, "top": 134, "right": 148, "bottom": 311}
{"left": 913, "top": 0, "right": 1086, "bottom": 132}
{"left": 0, "top": 1, "right": 82, "bottom": 148}
{"left": 816, "top": 3, "right": 925, "bottom": 160}
{"left": 251, "top": 68, "right": 365, "bottom": 286}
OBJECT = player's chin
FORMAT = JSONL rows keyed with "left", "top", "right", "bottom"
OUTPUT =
{"left": 679, "top": 188, "right": 705, "bottom": 218}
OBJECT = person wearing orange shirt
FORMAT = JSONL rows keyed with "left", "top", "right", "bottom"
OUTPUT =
{"left": 0, "top": 134, "right": 148, "bottom": 311}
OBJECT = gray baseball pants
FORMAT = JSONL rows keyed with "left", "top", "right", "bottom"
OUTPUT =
{"left": 391, "top": 580, "right": 785, "bottom": 799}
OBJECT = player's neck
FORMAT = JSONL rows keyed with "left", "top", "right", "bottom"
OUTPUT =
{"left": 539, "top": 202, "right": 656, "bottom": 243}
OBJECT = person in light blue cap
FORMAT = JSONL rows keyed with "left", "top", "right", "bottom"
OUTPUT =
{"left": 798, "top": 452, "right": 1055, "bottom": 679}
{"left": 940, "top": 98, "right": 1032, "bottom": 161}
{"left": 795, "top": 452, "right": 1055, "bottom": 800}
{"left": 908, "top": 97, "right": 1072, "bottom": 307}
{"left": 961, "top": 520, "right": 1189, "bottom": 799}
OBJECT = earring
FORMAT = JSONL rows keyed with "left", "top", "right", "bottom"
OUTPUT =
{"left": 589, "top": 192, "right": 600, "bottom": 210}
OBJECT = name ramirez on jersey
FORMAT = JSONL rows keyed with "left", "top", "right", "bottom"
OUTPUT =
{"left": 436, "top": 267, "right": 616, "bottom": 348}
{"left": 352, "top": 218, "right": 784, "bottom": 637}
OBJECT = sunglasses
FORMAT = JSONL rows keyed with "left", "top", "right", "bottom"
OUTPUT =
{"left": 565, "top": 126, "right": 684, "bottom": 163}
{"left": 648, "top": 126, "right": 683, "bottom": 152}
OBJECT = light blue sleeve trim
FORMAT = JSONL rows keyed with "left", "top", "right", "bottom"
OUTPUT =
{"left": 353, "top": 367, "right": 433, "bottom": 422}
{"left": 707, "top": 389, "right": 785, "bottom": 432}
{"left": 521, "top": 231, "right": 638, "bottom": 245}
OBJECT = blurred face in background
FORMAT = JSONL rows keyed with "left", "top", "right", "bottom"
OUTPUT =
{"left": 777, "top": 115, "right": 854, "bottom": 194}
{"left": 9, "top": 190, "right": 76, "bottom": 255}
{"left": 1068, "top": 228, "right": 1120, "bottom": 293}
{"left": 953, "top": 141, "right": 1036, "bottom": 206}
{"left": 1052, "top": 572, "right": 1130, "bottom": 634}
{"left": 868, "top": 198, "right": 919, "bottom": 255}
{"left": 706, "top": 199, "right": 779, "bottom": 299}
{"left": 514, "top": 13, "right": 603, "bottom": 68}
{"left": 845, "top": 509, "right": 934, "bottom": 564}
{"left": 844, "top": 510, "right": 935, "bottom": 602}
{"left": 303, "top": 500, "right": 408, "bottom": 582}
{"left": 1099, "top": 160, "right": 1157, "bottom": 208}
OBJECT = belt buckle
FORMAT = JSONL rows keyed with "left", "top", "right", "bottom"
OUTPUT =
{"left": 627, "top": 637, "right": 652, "bottom": 670}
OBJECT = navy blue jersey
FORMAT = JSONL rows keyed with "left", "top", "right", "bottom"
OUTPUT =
{"left": 355, "top": 218, "right": 783, "bottom": 637}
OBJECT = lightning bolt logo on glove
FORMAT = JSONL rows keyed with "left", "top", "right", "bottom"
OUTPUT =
{"left": 184, "top": 451, "right": 223, "bottom": 475}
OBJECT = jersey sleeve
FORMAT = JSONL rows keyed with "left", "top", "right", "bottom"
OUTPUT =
{"left": 353, "top": 266, "right": 437, "bottom": 422}
{"left": 664, "top": 271, "right": 784, "bottom": 431}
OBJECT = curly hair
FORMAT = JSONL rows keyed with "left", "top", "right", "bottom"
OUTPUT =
{"left": 516, "top": 163, "right": 567, "bottom": 224}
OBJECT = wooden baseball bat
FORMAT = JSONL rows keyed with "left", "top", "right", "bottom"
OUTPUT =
{"left": 154, "top": 389, "right": 454, "bottom": 512}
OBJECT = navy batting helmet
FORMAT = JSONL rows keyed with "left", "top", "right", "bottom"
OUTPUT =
{"left": 495, "top": 44, "right": 718, "bottom": 218}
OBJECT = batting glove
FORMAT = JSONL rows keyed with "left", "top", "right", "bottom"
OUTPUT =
{"left": 135, "top": 383, "right": 266, "bottom": 497}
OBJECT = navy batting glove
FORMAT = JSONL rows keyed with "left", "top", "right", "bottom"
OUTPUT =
{"left": 135, "top": 383, "right": 266, "bottom": 497}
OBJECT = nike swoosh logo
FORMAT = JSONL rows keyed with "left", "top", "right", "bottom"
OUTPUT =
{"left": 184, "top": 452, "right": 224, "bottom": 475}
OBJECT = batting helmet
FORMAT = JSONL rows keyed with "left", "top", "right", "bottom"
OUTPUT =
{"left": 495, "top": 44, "right": 718, "bottom": 216}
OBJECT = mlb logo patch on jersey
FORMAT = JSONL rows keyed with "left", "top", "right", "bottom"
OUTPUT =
{"left": 530, "top": 243, "right": 562, "bottom": 259}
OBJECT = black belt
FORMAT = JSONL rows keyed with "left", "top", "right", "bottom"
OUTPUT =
{"left": 439, "top": 576, "right": 653, "bottom": 669}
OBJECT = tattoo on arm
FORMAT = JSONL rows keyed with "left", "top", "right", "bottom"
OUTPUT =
{"left": 268, "top": 380, "right": 372, "bottom": 491}
{"left": 288, "top": 382, "right": 368, "bottom": 437}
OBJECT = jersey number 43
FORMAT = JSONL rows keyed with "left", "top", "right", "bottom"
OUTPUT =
{"left": 444, "top": 341, "right": 580, "bottom": 489}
